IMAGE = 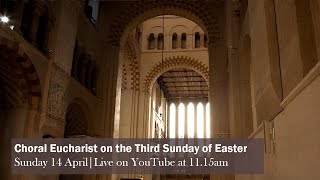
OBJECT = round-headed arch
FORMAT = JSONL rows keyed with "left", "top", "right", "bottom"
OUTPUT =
{"left": 143, "top": 55, "right": 209, "bottom": 93}
{"left": 107, "top": 0, "right": 222, "bottom": 46}
{"left": 64, "top": 98, "right": 90, "bottom": 137}
{"left": 0, "top": 36, "right": 41, "bottom": 110}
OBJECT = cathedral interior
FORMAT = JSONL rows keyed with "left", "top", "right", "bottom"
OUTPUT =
{"left": 0, "top": 0, "right": 320, "bottom": 180}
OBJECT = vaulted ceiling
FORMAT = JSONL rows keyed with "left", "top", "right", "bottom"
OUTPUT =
{"left": 157, "top": 68, "right": 208, "bottom": 99}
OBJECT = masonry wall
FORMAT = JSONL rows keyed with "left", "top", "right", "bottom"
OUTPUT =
{"left": 234, "top": 0, "right": 320, "bottom": 179}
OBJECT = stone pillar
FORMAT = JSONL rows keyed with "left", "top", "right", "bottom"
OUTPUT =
{"left": 167, "top": 102, "right": 170, "bottom": 138}
{"left": 13, "top": 0, "right": 24, "bottom": 33}
{"left": 79, "top": 55, "right": 89, "bottom": 85}
{"left": 87, "top": 63, "right": 95, "bottom": 90}
{"left": 28, "top": 2, "right": 42, "bottom": 45}
{"left": 209, "top": 41, "right": 229, "bottom": 138}
{"left": 177, "top": 34, "right": 181, "bottom": 49}
{"left": 203, "top": 101, "right": 207, "bottom": 138}
{"left": 155, "top": 36, "right": 158, "bottom": 50}
{"left": 194, "top": 105, "right": 197, "bottom": 138}
{"left": 200, "top": 34, "right": 205, "bottom": 48}
{"left": 39, "top": 0, "right": 81, "bottom": 138}
{"left": 226, "top": 0, "right": 242, "bottom": 138}
{"left": 187, "top": 34, "right": 193, "bottom": 49}
{"left": 100, "top": 42, "right": 123, "bottom": 138}
{"left": 41, "top": 16, "right": 54, "bottom": 51}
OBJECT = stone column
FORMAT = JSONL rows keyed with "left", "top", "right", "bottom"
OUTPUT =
{"left": 28, "top": 2, "right": 42, "bottom": 45}
{"left": 80, "top": 55, "right": 89, "bottom": 85}
{"left": 177, "top": 34, "right": 181, "bottom": 49}
{"left": 187, "top": 34, "right": 193, "bottom": 49}
{"left": 39, "top": 0, "right": 81, "bottom": 138}
{"left": 13, "top": 0, "right": 24, "bottom": 33}
{"left": 155, "top": 36, "right": 158, "bottom": 50}
{"left": 194, "top": 104, "right": 197, "bottom": 138}
{"left": 100, "top": 41, "right": 123, "bottom": 138}
{"left": 209, "top": 40, "right": 229, "bottom": 138}
{"left": 226, "top": 0, "right": 242, "bottom": 138}
{"left": 87, "top": 64, "right": 95, "bottom": 90}
{"left": 200, "top": 34, "right": 205, "bottom": 48}
{"left": 203, "top": 101, "right": 207, "bottom": 138}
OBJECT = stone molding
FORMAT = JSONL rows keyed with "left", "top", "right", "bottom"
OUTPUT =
{"left": 143, "top": 55, "right": 209, "bottom": 93}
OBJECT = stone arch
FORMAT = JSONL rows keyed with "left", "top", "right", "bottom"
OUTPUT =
{"left": 149, "top": 26, "right": 168, "bottom": 35}
{"left": 0, "top": 36, "right": 41, "bottom": 110}
{"left": 122, "top": 39, "right": 140, "bottom": 91}
{"left": 64, "top": 98, "right": 89, "bottom": 137}
{"left": 143, "top": 56, "right": 209, "bottom": 93}
{"left": 169, "top": 25, "right": 190, "bottom": 35}
{"left": 0, "top": 36, "right": 42, "bottom": 179}
{"left": 107, "top": 1, "right": 221, "bottom": 46}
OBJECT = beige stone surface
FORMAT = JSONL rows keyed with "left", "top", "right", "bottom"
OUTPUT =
{"left": 0, "top": 0, "right": 320, "bottom": 179}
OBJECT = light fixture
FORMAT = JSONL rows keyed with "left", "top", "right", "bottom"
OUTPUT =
{"left": 0, "top": 16, "right": 9, "bottom": 23}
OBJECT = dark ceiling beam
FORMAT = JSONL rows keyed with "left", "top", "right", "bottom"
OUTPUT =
{"left": 166, "top": 95, "right": 209, "bottom": 98}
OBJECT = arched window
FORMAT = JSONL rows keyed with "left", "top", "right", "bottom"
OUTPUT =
{"left": 65, "top": 102, "right": 87, "bottom": 137}
{"left": 85, "top": 0, "right": 99, "bottom": 24}
{"left": 204, "top": 34, "right": 208, "bottom": 48}
{"left": 178, "top": 103, "right": 185, "bottom": 138}
{"left": 187, "top": 103, "right": 195, "bottom": 138}
{"left": 157, "top": 33, "right": 164, "bottom": 50}
{"left": 181, "top": 33, "right": 187, "bottom": 49}
{"left": 172, "top": 33, "right": 178, "bottom": 49}
{"left": 169, "top": 103, "right": 176, "bottom": 138}
{"left": 148, "top": 33, "right": 155, "bottom": 50}
{"left": 195, "top": 32, "right": 200, "bottom": 48}
{"left": 197, "top": 103, "right": 204, "bottom": 138}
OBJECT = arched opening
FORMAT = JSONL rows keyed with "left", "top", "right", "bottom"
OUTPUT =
{"left": 109, "top": 1, "right": 224, "bottom": 145}
{"left": 172, "top": 33, "right": 178, "bottom": 49}
{"left": 187, "top": 103, "right": 195, "bottom": 138}
{"left": 103, "top": 2, "right": 224, "bottom": 178}
{"left": 169, "top": 103, "right": 176, "bottom": 138}
{"left": 148, "top": 33, "right": 155, "bottom": 49}
{"left": 64, "top": 101, "right": 88, "bottom": 137}
{"left": 181, "top": 33, "right": 187, "bottom": 49}
{"left": 60, "top": 99, "right": 89, "bottom": 180}
{"left": 21, "top": 2, "right": 52, "bottom": 53}
{"left": 155, "top": 68, "right": 209, "bottom": 139}
{"left": 194, "top": 32, "right": 200, "bottom": 48}
{"left": 0, "top": 43, "right": 41, "bottom": 179}
{"left": 157, "top": 33, "right": 164, "bottom": 50}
